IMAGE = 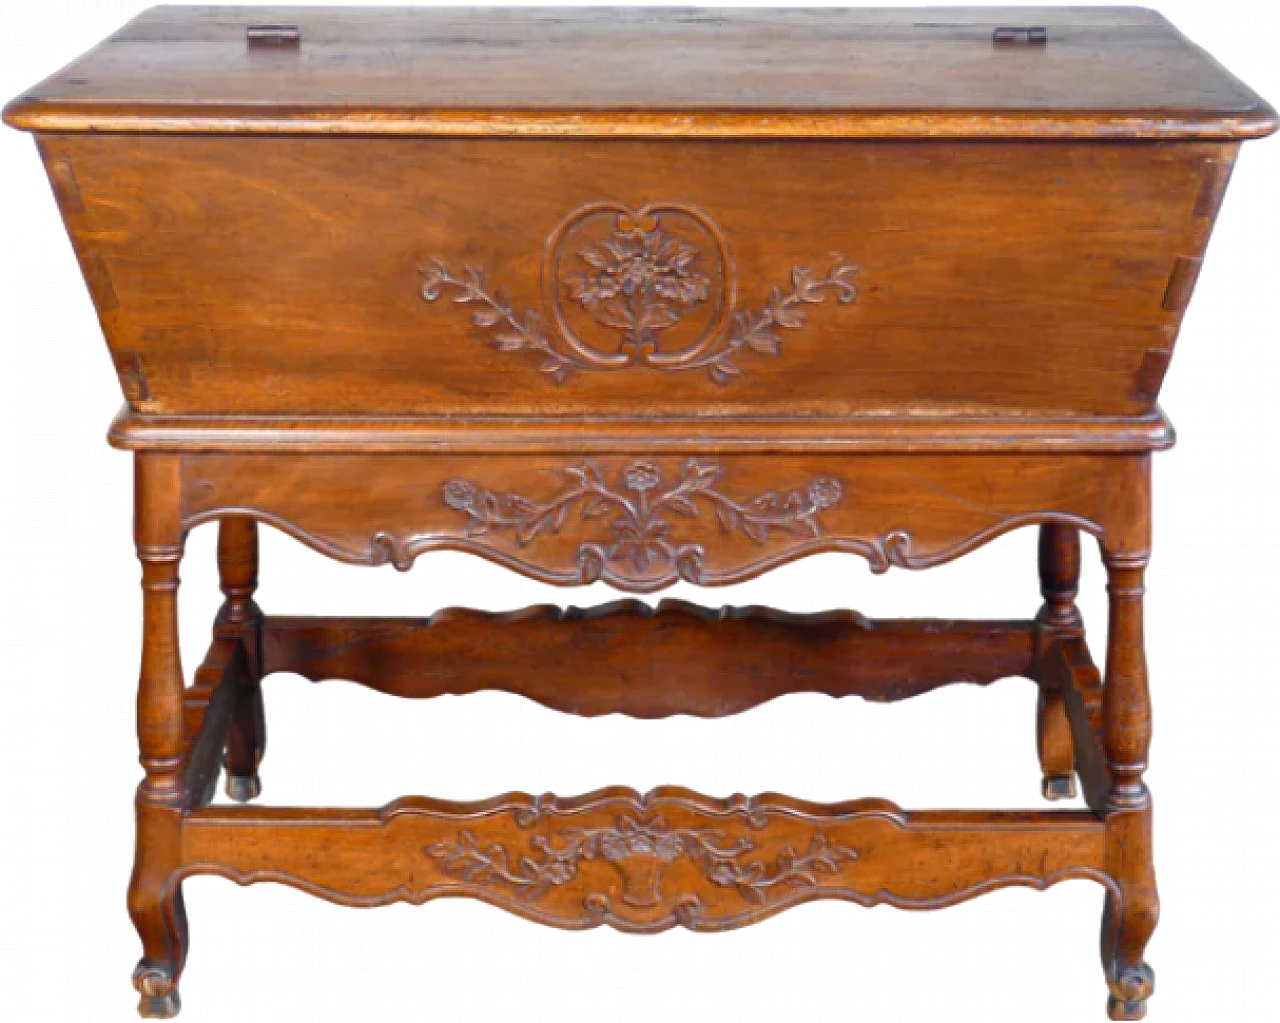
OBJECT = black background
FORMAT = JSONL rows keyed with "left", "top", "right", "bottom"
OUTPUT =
{"left": 0, "top": 4, "right": 1269, "bottom": 1019}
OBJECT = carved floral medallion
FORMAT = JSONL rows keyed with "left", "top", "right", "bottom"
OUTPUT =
{"left": 421, "top": 202, "right": 858, "bottom": 383}
{"left": 442, "top": 458, "right": 843, "bottom": 584}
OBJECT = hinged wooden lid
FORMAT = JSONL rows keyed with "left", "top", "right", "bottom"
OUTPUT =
{"left": 5, "top": 5, "right": 1275, "bottom": 139}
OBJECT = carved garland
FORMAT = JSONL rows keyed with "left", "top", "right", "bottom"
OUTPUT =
{"left": 428, "top": 813, "right": 859, "bottom": 909}
{"left": 441, "top": 458, "right": 843, "bottom": 580}
{"left": 421, "top": 203, "right": 858, "bottom": 383}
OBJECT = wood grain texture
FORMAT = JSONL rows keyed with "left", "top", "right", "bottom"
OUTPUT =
{"left": 183, "top": 640, "right": 247, "bottom": 809}
{"left": 7, "top": 6, "right": 1263, "bottom": 1017}
{"left": 1100, "top": 548, "right": 1159, "bottom": 1021}
{"left": 1035, "top": 524, "right": 1082, "bottom": 800}
{"left": 129, "top": 454, "right": 187, "bottom": 1020}
{"left": 177, "top": 451, "right": 1150, "bottom": 590}
{"left": 107, "top": 408, "right": 1178, "bottom": 454}
{"left": 261, "top": 604, "right": 1038, "bottom": 717}
{"left": 38, "top": 134, "right": 1228, "bottom": 420}
{"left": 5, "top": 7, "right": 1275, "bottom": 138}
{"left": 180, "top": 789, "right": 1110, "bottom": 933}
{"left": 1046, "top": 635, "right": 1109, "bottom": 816}
{"left": 216, "top": 518, "right": 266, "bottom": 803}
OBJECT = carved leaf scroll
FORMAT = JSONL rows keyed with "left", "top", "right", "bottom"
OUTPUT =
{"left": 180, "top": 787, "right": 1113, "bottom": 933}
{"left": 428, "top": 814, "right": 858, "bottom": 910}
{"left": 442, "top": 458, "right": 844, "bottom": 583}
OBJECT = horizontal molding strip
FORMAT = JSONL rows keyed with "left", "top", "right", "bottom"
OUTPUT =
{"left": 110, "top": 408, "right": 1176, "bottom": 454}
{"left": 7, "top": 102, "right": 1278, "bottom": 140}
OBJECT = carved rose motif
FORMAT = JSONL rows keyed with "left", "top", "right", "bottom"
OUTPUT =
{"left": 442, "top": 479, "right": 479, "bottom": 510}
{"left": 809, "top": 478, "right": 843, "bottom": 510}
{"left": 623, "top": 461, "right": 662, "bottom": 493}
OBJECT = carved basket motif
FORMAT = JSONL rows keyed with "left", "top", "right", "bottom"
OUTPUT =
{"left": 426, "top": 807, "right": 861, "bottom": 916}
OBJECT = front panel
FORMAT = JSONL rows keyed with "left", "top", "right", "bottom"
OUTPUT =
{"left": 40, "top": 135, "right": 1232, "bottom": 418}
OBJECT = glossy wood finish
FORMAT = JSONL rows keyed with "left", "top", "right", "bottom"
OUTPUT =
{"left": 7, "top": 7, "right": 1272, "bottom": 1020}
{"left": 32, "top": 133, "right": 1235, "bottom": 420}
{"left": 5, "top": 7, "right": 1275, "bottom": 138}
{"left": 128, "top": 455, "right": 187, "bottom": 1020}
{"left": 173, "top": 451, "right": 1149, "bottom": 591}
{"left": 262, "top": 604, "right": 1039, "bottom": 717}
{"left": 216, "top": 519, "right": 265, "bottom": 802}
{"left": 1050, "top": 635, "right": 1109, "bottom": 816}
{"left": 118, "top": 445, "right": 1160, "bottom": 1021}
{"left": 1036, "top": 524, "right": 1083, "bottom": 799}
{"left": 181, "top": 635, "right": 242, "bottom": 809}
{"left": 1100, "top": 547, "right": 1159, "bottom": 1021}
{"left": 182, "top": 792, "right": 1109, "bottom": 932}
{"left": 107, "top": 407, "right": 1178, "bottom": 454}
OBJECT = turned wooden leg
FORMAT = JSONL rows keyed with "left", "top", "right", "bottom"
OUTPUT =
{"left": 1036, "top": 523, "right": 1080, "bottom": 800}
{"left": 1100, "top": 547, "right": 1159, "bottom": 1021}
{"left": 217, "top": 517, "right": 266, "bottom": 802}
{"left": 128, "top": 455, "right": 188, "bottom": 1019}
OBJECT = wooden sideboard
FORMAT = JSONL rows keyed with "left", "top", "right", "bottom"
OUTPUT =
{"left": 5, "top": 6, "right": 1275, "bottom": 1019}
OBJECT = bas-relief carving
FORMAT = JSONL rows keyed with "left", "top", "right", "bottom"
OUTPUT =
{"left": 182, "top": 462, "right": 1114, "bottom": 591}
{"left": 179, "top": 788, "right": 1118, "bottom": 934}
{"left": 427, "top": 813, "right": 859, "bottom": 909}
{"left": 441, "top": 458, "right": 843, "bottom": 580}
{"left": 421, "top": 202, "right": 858, "bottom": 382}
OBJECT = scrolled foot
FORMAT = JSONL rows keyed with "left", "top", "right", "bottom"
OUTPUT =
{"left": 225, "top": 772, "right": 262, "bottom": 803}
{"left": 1041, "top": 774, "right": 1078, "bottom": 801}
{"left": 1107, "top": 963, "right": 1155, "bottom": 1021}
{"left": 133, "top": 961, "right": 181, "bottom": 1019}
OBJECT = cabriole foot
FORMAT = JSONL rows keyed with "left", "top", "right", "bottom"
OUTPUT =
{"left": 1105, "top": 962, "right": 1157, "bottom": 1019}
{"left": 130, "top": 962, "right": 183, "bottom": 1019}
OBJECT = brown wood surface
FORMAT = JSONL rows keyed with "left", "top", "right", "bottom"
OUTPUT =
{"left": 175, "top": 451, "right": 1150, "bottom": 591}
{"left": 1046, "top": 635, "right": 1109, "bottom": 816}
{"left": 4, "top": 7, "right": 1275, "bottom": 138}
{"left": 181, "top": 635, "right": 240, "bottom": 809}
{"left": 107, "top": 408, "right": 1177, "bottom": 455}
{"left": 36, "top": 133, "right": 1230, "bottom": 421}
{"left": 129, "top": 454, "right": 187, "bottom": 1020}
{"left": 9, "top": 6, "right": 1264, "bottom": 1019}
{"left": 181, "top": 791, "right": 1109, "bottom": 932}
{"left": 261, "top": 604, "right": 1038, "bottom": 717}
{"left": 216, "top": 518, "right": 266, "bottom": 803}
{"left": 1035, "top": 524, "right": 1083, "bottom": 800}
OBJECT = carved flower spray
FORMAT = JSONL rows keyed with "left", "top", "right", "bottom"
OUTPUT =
{"left": 443, "top": 459, "right": 844, "bottom": 581}
{"left": 565, "top": 211, "right": 712, "bottom": 357}
{"left": 422, "top": 203, "right": 858, "bottom": 383}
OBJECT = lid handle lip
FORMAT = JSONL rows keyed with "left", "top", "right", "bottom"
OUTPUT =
{"left": 245, "top": 25, "right": 300, "bottom": 50}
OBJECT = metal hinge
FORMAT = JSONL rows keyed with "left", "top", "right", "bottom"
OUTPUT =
{"left": 246, "top": 25, "right": 300, "bottom": 49}
{"left": 993, "top": 26, "right": 1048, "bottom": 46}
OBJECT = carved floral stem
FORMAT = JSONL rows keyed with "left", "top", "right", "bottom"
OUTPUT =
{"left": 421, "top": 258, "right": 575, "bottom": 381}
{"left": 680, "top": 260, "right": 859, "bottom": 383}
{"left": 442, "top": 460, "right": 844, "bottom": 579}
{"left": 428, "top": 814, "right": 859, "bottom": 908}
{"left": 421, "top": 228, "right": 858, "bottom": 383}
